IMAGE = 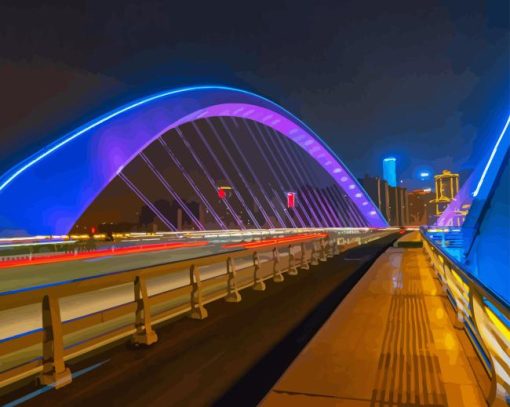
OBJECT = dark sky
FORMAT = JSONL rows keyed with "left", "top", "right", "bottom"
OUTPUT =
{"left": 0, "top": 0, "right": 508, "bottom": 189}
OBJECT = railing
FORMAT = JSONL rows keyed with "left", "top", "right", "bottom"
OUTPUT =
{"left": 421, "top": 230, "right": 510, "bottom": 406}
{"left": 0, "top": 231, "right": 388, "bottom": 390}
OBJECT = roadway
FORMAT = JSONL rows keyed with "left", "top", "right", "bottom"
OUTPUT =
{"left": 0, "top": 229, "right": 376, "bottom": 293}
{"left": 0, "top": 242, "right": 233, "bottom": 293}
{"left": 0, "top": 232, "right": 336, "bottom": 342}
{"left": 0, "top": 233, "right": 397, "bottom": 406}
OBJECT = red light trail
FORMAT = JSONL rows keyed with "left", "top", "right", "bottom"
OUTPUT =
{"left": 0, "top": 241, "right": 209, "bottom": 269}
{"left": 222, "top": 233, "right": 327, "bottom": 249}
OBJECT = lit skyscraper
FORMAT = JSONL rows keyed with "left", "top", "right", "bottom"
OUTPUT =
{"left": 383, "top": 157, "right": 397, "bottom": 187}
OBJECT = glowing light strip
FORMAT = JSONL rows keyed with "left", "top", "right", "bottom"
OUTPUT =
{"left": 222, "top": 233, "right": 327, "bottom": 249}
{"left": 139, "top": 152, "right": 205, "bottom": 231}
{"left": 244, "top": 234, "right": 328, "bottom": 249}
{"left": 0, "top": 240, "right": 76, "bottom": 249}
{"left": 0, "top": 85, "right": 386, "bottom": 228}
{"left": 243, "top": 120, "right": 297, "bottom": 227}
{"left": 202, "top": 119, "right": 261, "bottom": 228}
{"left": 0, "top": 86, "right": 290, "bottom": 192}
{"left": 118, "top": 172, "right": 177, "bottom": 231}
{"left": 221, "top": 117, "right": 281, "bottom": 228}
{"left": 177, "top": 125, "right": 245, "bottom": 229}
{"left": 159, "top": 136, "right": 227, "bottom": 229}
{"left": 473, "top": 115, "right": 510, "bottom": 197}
{"left": 0, "top": 241, "right": 209, "bottom": 269}
{"left": 215, "top": 117, "right": 275, "bottom": 227}
{"left": 257, "top": 125, "right": 308, "bottom": 227}
{"left": 266, "top": 127, "right": 323, "bottom": 226}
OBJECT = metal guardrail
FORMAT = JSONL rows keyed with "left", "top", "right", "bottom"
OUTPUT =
{"left": 421, "top": 231, "right": 510, "bottom": 406}
{"left": 0, "top": 231, "right": 388, "bottom": 391}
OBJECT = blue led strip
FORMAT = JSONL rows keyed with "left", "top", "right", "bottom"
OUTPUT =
{"left": 0, "top": 86, "right": 387, "bottom": 235}
{"left": 473, "top": 115, "right": 510, "bottom": 197}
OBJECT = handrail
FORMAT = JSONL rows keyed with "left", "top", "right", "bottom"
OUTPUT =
{"left": 421, "top": 230, "right": 510, "bottom": 406}
{"left": 0, "top": 234, "right": 327, "bottom": 306}
{"left": 0, "top": 231, "right": 389, "bottom": 390}
{"left": 422, "top": 227, "right": 510, "bottom": 318}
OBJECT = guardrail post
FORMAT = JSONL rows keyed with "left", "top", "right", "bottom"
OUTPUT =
{"left": 438, "top": 261, "right": 448, "bottom": 294}
{"left": 132, "top": 276, "right": 158, "bottom": 346}
{"left": 39, "top": 295, "right": 72, "bottom": 389}
{"left": 426, "top": 245, "right": 434, "bottom": 267}
{"left": 225, "top": 257, "right": 241, "bottom": 303}
{"left": 319, "top": 239, "right": 327, "bottom": 262}
{"left": 326, "top": 237, "right": 334, "bottom": 258}
{"left": 189, "top": 265, "right": 208, "bottom": 319}
{"left": 300, "top": 242, "right": 310, "bottom": 270}
{"left": 287, "top": 245, "right": 298, "bottom": 276}
{"left": 454, "top": 309, "right": 465, "bottom": 330}
{"left": 253, "top": 251, "right": 266, "bottom": 291}
{"left": 310, "top": 242, "right": 319, "bottom": 266}
{"left": 332, "top": 238, "right": 340, "bottom": 256}
{"left": 273, "top": 247, "right": 284, "bottom": 282}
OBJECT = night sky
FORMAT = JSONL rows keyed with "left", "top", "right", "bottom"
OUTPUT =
{"left": 0, "top": 0, "right": 508, "bottom": 189}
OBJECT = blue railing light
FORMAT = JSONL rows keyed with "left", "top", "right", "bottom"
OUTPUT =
{"left": 473, "top": 114, "right": 510, "bottom": 198}
{"left": 483, "top": 298, "right": 510, "bottom": 329}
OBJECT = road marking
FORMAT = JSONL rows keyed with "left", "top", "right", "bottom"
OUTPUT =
{"left": 3, "top": 359, "right": 110, "bottom": 407}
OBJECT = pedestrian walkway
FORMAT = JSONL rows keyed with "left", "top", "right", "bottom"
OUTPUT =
{"left": 262, "top": 233, "right": 488, "bottom": 406}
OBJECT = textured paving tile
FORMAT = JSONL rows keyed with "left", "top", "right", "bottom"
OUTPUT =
{"left": 262, "top": 235, "right": 487, "bottom": 406}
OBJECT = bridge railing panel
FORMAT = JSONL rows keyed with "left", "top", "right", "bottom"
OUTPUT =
{"left": 421, "top": 231, "right": 510, "bottom": 406}
{"left": 0, "top": 231, "right": 393, "bottom": 390}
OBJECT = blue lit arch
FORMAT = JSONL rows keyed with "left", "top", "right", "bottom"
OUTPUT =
{"left": 0, "top": 86, "right": 387, "bottom": 236}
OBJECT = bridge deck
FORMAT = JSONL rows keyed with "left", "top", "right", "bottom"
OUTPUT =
{"left": 262, "top": 233, "right": 488, "bottom": 406}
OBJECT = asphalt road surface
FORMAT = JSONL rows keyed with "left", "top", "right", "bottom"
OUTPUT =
{"left": 0, "top": 233, "right": 397, "bottom": 407}
{"left": 0, "top": 230, "right": 375, "bottom": 293}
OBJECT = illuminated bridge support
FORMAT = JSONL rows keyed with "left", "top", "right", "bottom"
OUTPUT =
{"left": 0, "top": 86, "right": 387, "bottom": 237}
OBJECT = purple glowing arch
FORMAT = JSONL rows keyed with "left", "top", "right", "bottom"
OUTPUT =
{"left": 0, "top": 86, "right": 387, "bottom": 236}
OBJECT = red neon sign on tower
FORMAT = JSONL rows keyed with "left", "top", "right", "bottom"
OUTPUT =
{"left": 217, "top": 187, "right": 226, "bottom": 199}
{"left": 217, "top": 186, "right": 232, "bottom": 200}
{"left": 287, "top": 192, "right": 296, "bottom": 208}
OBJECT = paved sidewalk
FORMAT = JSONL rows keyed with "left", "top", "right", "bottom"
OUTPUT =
{"left": 262, "top": 234, "right": 487, "bottom": 406}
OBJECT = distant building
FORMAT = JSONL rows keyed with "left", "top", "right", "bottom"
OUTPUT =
{"left": 388, "top": 185, "right": 409, "bottom": 226}
{"left": 383, "top": 157, "right": 397, "bottom": 187}
{"left": 408, "top": 189, "right": 435, "bottom": 225}
{"left": 431, "top": 170, "right": 460, "bottom": 218}
{"left": 359, "top": 175, "right": 390, "bottom": 222}
{"left": 359, "top": 175, "right": 409, "bottom": 226}
{"left": 362, "top": 159, "right": 417, "bottom": 226}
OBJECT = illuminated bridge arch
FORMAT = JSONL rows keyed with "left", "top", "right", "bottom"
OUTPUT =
{"left": 0, "top": 86, "right": 387, "bottom": 236}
